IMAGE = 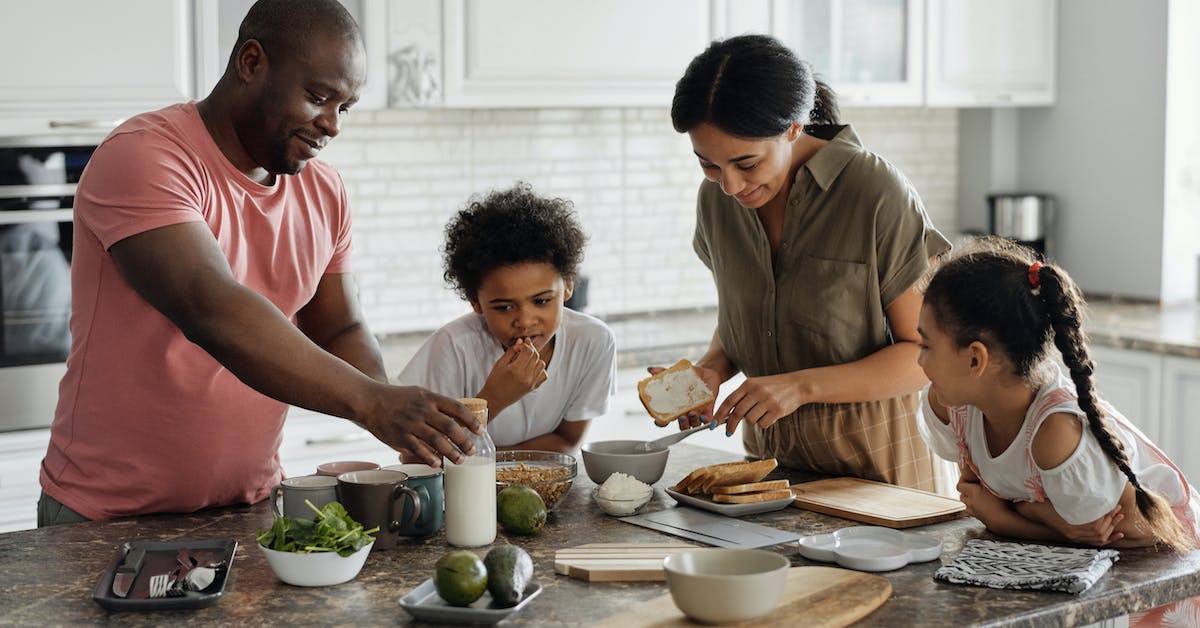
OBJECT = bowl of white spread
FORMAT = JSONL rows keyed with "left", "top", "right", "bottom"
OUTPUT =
{"left": 593, "top": 473, "right": 654, "bottom": 516}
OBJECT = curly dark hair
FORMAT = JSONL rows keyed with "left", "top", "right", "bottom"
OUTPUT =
{"left": 442, "top": 183, "right": 587, "bottom": 302}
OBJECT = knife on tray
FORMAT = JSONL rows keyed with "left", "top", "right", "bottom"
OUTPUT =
{"left": 111, "top": 547, "right": 146, "bottom": 598}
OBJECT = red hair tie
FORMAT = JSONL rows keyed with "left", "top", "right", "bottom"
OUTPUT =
{"left": 1028, "top": 262, "right": 1042, "bottom": 291}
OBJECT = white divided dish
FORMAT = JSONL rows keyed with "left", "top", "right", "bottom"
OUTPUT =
{"left": 797, "top": 526, "right": 942, "bottom": 572}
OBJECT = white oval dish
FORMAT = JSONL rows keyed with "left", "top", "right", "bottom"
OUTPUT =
{"left": 797, "top": 526, "right": 941, "bottom": 572}
{"left": 260, "top": 542, "right": 373, "bottom": 586}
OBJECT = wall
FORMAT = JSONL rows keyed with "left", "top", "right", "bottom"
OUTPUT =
{"left": 960, "top": 0, "right": 1174, "bottom": 301}
{"left": 1163, "top": 0, "right": 1200, "bottom": 302}
{"left": 320, "top": 107, "right": 958, "bottom": 335}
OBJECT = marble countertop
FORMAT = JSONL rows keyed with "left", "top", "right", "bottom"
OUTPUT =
{"left": 3, "top": 444, "right": 1199, "bottom": 626}
{"left": 1084, "top": 300, "right": 1200, "bottom": 359}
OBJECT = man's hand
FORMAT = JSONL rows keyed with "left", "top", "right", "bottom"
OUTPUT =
{"left": 479, "top": 338, "right": 547, "bottom": 415}
{"left": 362, "top": 387, "right": 481, "bottom": 467}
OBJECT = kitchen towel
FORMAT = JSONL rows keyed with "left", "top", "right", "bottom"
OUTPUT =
{"left": 934, "top": 539, "right": 1119, "bottom": 594}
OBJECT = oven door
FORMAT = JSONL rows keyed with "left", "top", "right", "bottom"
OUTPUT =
{"left": 0, "top": 139, "right": 93, "bottom": 432}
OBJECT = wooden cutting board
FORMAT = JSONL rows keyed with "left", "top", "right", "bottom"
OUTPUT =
{"left": 592, "top": 566, "right": 891, "bottom": 628}
{"left": 790, "top": 477, "right": 965, "bottom": 528}
{"left": 555, "top": 543, "right": 698, "bottom": 582}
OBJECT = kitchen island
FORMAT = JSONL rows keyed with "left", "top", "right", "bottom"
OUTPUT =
{"left": 3, "top": 443, "right": 1199, "bottom": 626}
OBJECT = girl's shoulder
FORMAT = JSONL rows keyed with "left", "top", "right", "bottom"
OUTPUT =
{"left": 1030, "top": 411, "right": 1085, "bottom": 471}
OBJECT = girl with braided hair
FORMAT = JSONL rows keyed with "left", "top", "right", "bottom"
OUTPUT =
{"left": 916, "top": 237, "right": 1199, "bottom": 561}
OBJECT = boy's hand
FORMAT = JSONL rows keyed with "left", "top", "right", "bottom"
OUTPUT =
{"left": 481, "top": 338, "right": 547, "bottom": 413}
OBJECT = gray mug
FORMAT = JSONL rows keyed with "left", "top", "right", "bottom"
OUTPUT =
{"left": 270, "top": 474, "right": 339, "bottom": 519}
{"left": 337, "top": 469, "right": 426, "bottom": 550}
{"left": 384, "top": 463, "right": 444, "bottom": 537}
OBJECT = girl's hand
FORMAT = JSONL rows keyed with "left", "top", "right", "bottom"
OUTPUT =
{"left": 481, "top": 339, "right": 547, "bottom": 411}
{"left": 957, "top": 477, "right": 1011, "bottom": 526}
{"left": 646, "top": 364, "right": 722, "bottom": 430}
{"left": 714, "top": 373, "right": 806, "bottom": 436}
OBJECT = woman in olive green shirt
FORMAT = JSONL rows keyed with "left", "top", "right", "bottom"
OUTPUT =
{"left": 669, "top": 34, "right": 951, "bottom": 490}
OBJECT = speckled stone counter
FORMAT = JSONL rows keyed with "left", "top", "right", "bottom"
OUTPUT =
{"left": 1085, "top": 300, "right": 1200, "bottom": 359}
{"left": 3, "top": 443, "right": 1199, "bottom": 626}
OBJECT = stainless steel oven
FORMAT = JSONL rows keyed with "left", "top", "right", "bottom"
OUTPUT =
{"left": 0, "top": 135, "right": 101, "bottom": 432}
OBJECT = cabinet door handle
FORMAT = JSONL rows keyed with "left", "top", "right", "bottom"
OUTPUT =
{"left": 48, "top": 119, "right": 124, "bottom": 130}
{"left": 305, "top": 432, "right": 371, "bottom": 445}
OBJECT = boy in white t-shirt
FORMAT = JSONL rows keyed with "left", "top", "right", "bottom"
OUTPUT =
{"left": 397, "top": 183, "right": 616, "bottom": 452}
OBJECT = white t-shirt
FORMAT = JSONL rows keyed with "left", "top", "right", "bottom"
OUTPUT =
{"left": 396, "top": 308, "right": 617, "bottom": 447}
{"left": 918, "top": 365, "right": 1190, "bottom": 525}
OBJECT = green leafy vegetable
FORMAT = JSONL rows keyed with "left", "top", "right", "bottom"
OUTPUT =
{"left": 256, "top": 500, "right": 378, "bottom": 557}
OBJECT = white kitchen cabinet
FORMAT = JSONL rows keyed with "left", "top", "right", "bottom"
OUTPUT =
{"left": 1086, "top": 347, "right": 1200, "bottom": 485}
{"left": 0, "top": 429, "right": 51, "bottom": 533}
{"left": 195, "top": 0, "right": 389, "bottom": 109}
{"left": 1090, "top": 345, "right": 1163, "bottom": 443}
{"left": 771, "top": 0, "right": 925, "bottom": 106}
{"left": 1162, "top": 356, "right": 1200, "bottom": 483}
{"left": 278, "top": 408, "right": 398, "bottom": 478}
{"left": 0, "top": 0, "right": 195, "bottom": 134}
{"left": 925, "top": 0, "right": 1057, "bottom": 107}
{"left": 440, "top": 0, "right": 718, "bottom": 108}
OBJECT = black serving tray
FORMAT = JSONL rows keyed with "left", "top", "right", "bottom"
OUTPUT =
{"left": 91, "top": 538, "right": 237, "bottom": 611}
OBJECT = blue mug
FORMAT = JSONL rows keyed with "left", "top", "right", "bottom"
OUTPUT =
{"left": 385, "top": 463, "right": 444, "bottom": 537}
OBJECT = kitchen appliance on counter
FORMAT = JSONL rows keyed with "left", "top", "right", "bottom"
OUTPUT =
{"left": 0, "top": 135, "right": 101, "bottom": 432}
{"left": 987, "top": 193, "right": 1055, "bottom": 259}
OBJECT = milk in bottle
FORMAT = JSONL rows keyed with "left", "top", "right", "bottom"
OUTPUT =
{"left": 444, "top": 397, "right": 497, "bottom": 547}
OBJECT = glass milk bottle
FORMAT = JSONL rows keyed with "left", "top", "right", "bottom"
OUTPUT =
{"left": 444, "top": 397, "right": 497, "bottom": 547}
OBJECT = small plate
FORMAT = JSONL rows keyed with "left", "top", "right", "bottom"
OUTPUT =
{"left": 398, "top": 579, "right": 542, "bottom": 625}
{"left": 797, "top": 526, "right": 941, "bottom": 572}
{"left": 664, "top": 488, "right": 793, "bottom": 517}
{"left": 92, "top": 538, "right": 237, "bottom": 611}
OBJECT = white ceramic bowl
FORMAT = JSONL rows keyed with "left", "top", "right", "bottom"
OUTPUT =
{"left": 260, "top": 542, "right": 373, "bottom": 587}
{"left": 797, "top": 525, "right": 942, "bottom": 572}
{"left": 592, "top": 487, "right": 653, "bottom": 516}
{"left": 580, "top": 440, "right": 669, "bottom": 485}
{"left": 663, "top": 548, "right": 789, "bottom": 624}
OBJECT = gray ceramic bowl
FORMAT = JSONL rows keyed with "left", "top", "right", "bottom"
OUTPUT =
{"left": 580, "top": 440, "right": 669, "bottom": 485}
{"left": 663, "top": 549, "right": 789, "bottom": 624}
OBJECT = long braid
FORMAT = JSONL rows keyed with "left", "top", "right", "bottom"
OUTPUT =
{"left": 1038, "top": 266, "right": 1192, "bottom": 552}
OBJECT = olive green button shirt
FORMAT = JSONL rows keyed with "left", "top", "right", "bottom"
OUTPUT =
{"left": 693, "top": 124, "right": 952, "bottom": 380}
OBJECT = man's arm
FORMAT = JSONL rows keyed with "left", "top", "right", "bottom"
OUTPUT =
{"left": 295, "top": 273, "right": 388, "bottom": 384}
{"left": 109, "top": 222, "right": 479, "bottom": 465}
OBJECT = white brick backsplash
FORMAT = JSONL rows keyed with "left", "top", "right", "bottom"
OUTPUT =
{"left": 319, "top": 106, "right": 958, "bottom": 335}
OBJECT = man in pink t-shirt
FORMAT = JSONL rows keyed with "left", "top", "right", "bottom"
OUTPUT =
{"left": 38, "top": 0, "right": 482, "bottom": 524}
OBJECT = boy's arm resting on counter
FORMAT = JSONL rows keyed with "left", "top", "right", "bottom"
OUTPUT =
{"left": 497, "top": 419, "right": 590, "bottom": 454}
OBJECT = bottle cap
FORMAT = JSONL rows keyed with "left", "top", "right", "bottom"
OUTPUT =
{"left": 456, "top": 397, "right": 488, "bottom": 426}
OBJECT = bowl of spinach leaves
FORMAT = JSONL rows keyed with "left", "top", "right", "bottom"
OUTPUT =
{"left": 256, "top": 500, "right": 378, "bottom": 587}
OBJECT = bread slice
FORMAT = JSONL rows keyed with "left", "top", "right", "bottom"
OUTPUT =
{"left": 638, "top": 359, "right": 715, "bottom": 426}
{"left": 673, "top": 461, "right": 745, "bottom": 494}
{"left": 709, "top": 479, "right": 790, "bottom": 495}
{"left": 695, "top": 459, "right": 777, "bottom": 494}
{"left": 711, "top": 488, "right": 795, "bottom": 504}
{"left": 673, "top": 459, "right": 779, "bottom": 495}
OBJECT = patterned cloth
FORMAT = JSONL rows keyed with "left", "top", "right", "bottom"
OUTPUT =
{"left": 935, "top": 539, "right": 1119, "bottom": 594}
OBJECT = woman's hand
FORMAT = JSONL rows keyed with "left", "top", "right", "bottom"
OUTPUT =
{"left": 646, "top": 364, "right": 723, "bottom": 430}
{"left": 714, "top": 372, "right": 807, "bottom": 435}
{"left": 479, "top": 339, "right": 547, "bottom": 414}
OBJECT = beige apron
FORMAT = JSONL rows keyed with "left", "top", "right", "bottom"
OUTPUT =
{"left": 741, "top": 392, "right": 937, "bottom": 492}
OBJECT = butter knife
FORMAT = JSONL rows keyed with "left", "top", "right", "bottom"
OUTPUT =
{"left": 111, "top": 547, "right": 146, "bottom": 598}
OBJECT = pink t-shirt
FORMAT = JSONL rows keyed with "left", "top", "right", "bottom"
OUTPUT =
{"left": 40, "top": 103, "right": 353, "bottom": 520}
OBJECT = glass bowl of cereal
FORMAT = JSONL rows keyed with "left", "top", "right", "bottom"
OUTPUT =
{"left": 495, "top": 450, "right": 577, "bottom": 511}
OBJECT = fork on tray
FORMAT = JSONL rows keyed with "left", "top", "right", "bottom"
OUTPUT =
{"left": 148, "top": 571, "right": 180, "bottom": 599}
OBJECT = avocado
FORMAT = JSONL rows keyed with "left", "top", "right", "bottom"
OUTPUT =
{"left": 497, "top": 485, "right": 547, "bottom": 535}
{"left": 484, "top": 544, "right": 534, "bottom": 607}
{"left": 434, "top": 551, "right": 488, "bottom": 607}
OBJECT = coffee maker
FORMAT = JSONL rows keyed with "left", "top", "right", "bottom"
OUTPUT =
{"left": 987, "top": 193, "right": 1055, "bottom": 260}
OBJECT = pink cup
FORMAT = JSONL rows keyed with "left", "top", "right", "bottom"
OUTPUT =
{"left": 316, "top": 460, "right": 380, "bottom": 477}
